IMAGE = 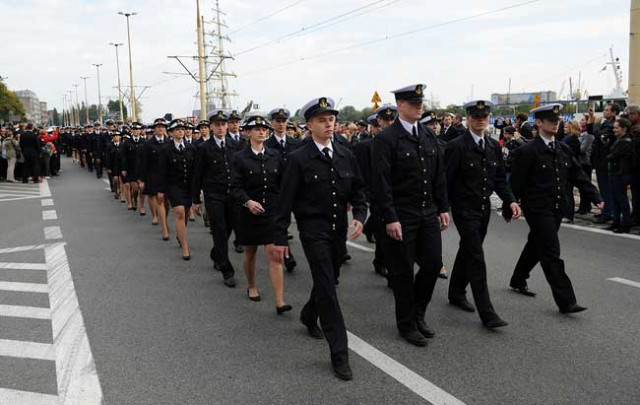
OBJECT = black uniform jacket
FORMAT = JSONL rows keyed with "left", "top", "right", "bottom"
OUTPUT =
{"left": 157, "top": 141, "right": 196, "bottom": 193}
{"left": 371, "top": 119, "right": 448, "bottom": 224}
{"left": 273, "top": 140, "right": 367, "bottom": 246}
{"left": 353, "top": 137, "right": 374, "bottom": 202}
{"left": 226, "top": 133, "right": 248, "bottom": 152}
{"left": 444, "top": 131, "right": 514, "bottom": 211}
{"left": 231, "top": 147, "right": 284, "bottom": 209}
{"left": 120, "top": 137, "right": 145, "bottom": 175}
{"left": 191, "top": 136, "right": 236, "bottom": 204}
{"left": 607, "top": 135, "right": 634, "bottom": 176}
{"left": 137, "top": 136, "right": 165, "bottom": 184}
{"left": 264, "top": 134, "right": 302, "bottom": 164}
{"left": 105, "top": 142, "right": 123, "bottom": 174}
{"left": 510, "top": 135, "right": 601, "bottom": 213}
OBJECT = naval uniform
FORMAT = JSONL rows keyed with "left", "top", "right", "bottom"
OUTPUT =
{"left": 120, "top": 136, "right": 146, "bottom": 183}
{"left": 445, "top": 129, "right": 514, "bottom": 323}
{"left": 158, "top": 141, "right": 196, "bottom": 208}
{"left": 138, "top": 136, "right": 166, "bottom": 195}
{"left": 371, "top": 117, "right": 448, "bottom": 334}
{"left": 509, "top": 135, "right": 601, "bottom": 310}
{"left": 274, "top": 139, "right": 367, "bottom": 368}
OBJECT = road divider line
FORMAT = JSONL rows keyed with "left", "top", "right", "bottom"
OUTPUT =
{"left": 45, "top": 243, "right": 103, "bottom": 403}
{"left": 41, "top": 198, "right": 54, "bottom": 206}
{"left": 0, "top": 388, "right": 58, "bottom": 404}
{"left": 42, "top": 210, "right": 57, "bottom": 220}
{"left": 347, "top": 331, "right": 466, "bottom": 405}
{"left": 608, "top": 277, "right": 640, "bottom": 289}
{"left": 102, "top": 178, "right": 110, "bottom": 186}
{"left": 0, "top": 281, "right": 48, "bottom": 293}
{"left": 0, "top": 339, "right": 55, "bottom": 361}
{"left": 0, "top": 304, "right": 51, "bottom": 320}
{"left": 0, "top": 262, "right": 47, "bottom": 270}
{"left": 39, "top": 179, "right": 51, "bottom": 197}
{"left": 346, "top": 241, "right": 375, "bottom": 253}
{"left": 44, "top": 226, "right": 63, "bottom": 240}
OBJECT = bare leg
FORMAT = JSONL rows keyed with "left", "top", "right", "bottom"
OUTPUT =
{"left": 157, "top": 195, "right": 169, "bottom": 238}
{"left": 173, "top": 206, "right": 189, "bottom": 256}
{"left": 243, "top": 245, "right": 259, "bottom": 298}
{"left": 124, "top": 182, "right": 133, "bottom": 209}
{"left": 266, "top": 244, "right": 286, "bottom": 307}
{"left": 149, "top": 195, "right": 159, "bottom": 223}
{"left": 130, "top": 182, "right": 139, "bottom": 209}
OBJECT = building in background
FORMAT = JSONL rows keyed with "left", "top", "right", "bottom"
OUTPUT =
{"left": 14, "top": 89, "right": 48, "bottom": 125}
{"left": 491, "top": 91, "right": 557, "bottom": 106}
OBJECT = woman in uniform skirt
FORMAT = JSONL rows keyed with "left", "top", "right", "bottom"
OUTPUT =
{"left": 232, "top": 115, "right": 291, "bottom": 314}
{"left": 139, "top": 119, "right": 170, "bottom": 238}
{"left": 105, "top": 131, "right": 124, "bottom": 201}
{"left": 158, "top": 119, "right": 197, "bottom": 260}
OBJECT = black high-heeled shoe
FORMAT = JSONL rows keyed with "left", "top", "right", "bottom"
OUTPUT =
{"left": 247, "top": 288, "right": 261, "bottom": 302}
{"left": 276, "top": 304, "right": 292, "bottom": 314}
{"left": 162, "top": 235, "right": 170, "bottom": 241}
{"left": 182, "top": 253, "right": 191, "bottom": 261}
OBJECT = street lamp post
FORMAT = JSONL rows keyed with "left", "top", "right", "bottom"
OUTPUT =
{"left": 67, "top": 90, "right": 75, "bottom": 126}
{"left": 73, "top": 84, "right": 80, "bottom": 125}
{"left": 62, "top": 95, "right": 67, "bottom": 126}
{"left": 80, "top": 76, "right": 90, "bottom": 124}
{"left": 92, "top": 63, "right": 103, "bottom": 122}
{"left": 109, "top": 42, "right": 125, "bottom": 121}
{"left": 118, "top": 11, "right": 137, "bottom": 122}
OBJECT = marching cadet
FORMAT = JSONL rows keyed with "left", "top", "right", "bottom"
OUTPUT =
{"left": 105, "top": 130, "right": 124, "bottom": 200}
{"left": 184, "top": 122, "right": 195, "bottom": 145}
{"left": 121, "top": 122, "right": 146, "bottom": 212}
{"left": 192, "top": 109, "right": 238, "bottom": 287}
{"left": 265, "top": 107, "right": 302, "bottom": 272}
{"left": 231, "top": 114, "right": 292, "bottom": 313}
{"left": 194, "top": 120, "right": 210, "bottom": 146}
{"left": 371, "top": 84, "right": 449, "bottom": 347}
{"left": 225, "top": 109, "right": 246, "bottom": 254}
{"left": 86, "top": 123, "right": 96, "bottom": 172}
{"left": 158, "top": 119, "right": 197, "bottom": 260}
{"left": 139, "top": 118, "right": 171, "bottom": 240}
{"left": 272, "top": 96, "right": 366, "bottom": 381}
{"left": 419, "top": 110, "right": 439, "bottom": 133}
{"left": 444, "top": 100, "right": 521, "bottom": 329}
{"left": 78, "top": 125, "right": 89, "bottom": 168}
{"left": 286, "top": 122, "right": 297, "bottom": 138}
{"left": 509, "top": 104, "right": 602, "bottom": 313}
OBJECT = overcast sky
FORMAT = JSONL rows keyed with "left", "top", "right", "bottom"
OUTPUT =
{"left": 0, "top": 0, "right": 632, "bottom": 121}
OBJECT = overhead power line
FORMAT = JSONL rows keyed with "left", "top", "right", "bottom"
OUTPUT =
{"left": 234, "top": 0, "right": 390, "bottom": 57}
{"left": 240, "top": 0, "right": 542, "bottom": 76}
{"left": 228, "top": 0, "right": 308, "bottom": 36}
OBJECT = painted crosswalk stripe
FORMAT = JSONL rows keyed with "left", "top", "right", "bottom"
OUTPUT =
{"left": 41, "top": 198, "right": 54, "bottom": 206}
{"left": 39, "top": 180, "right": 51, "bottom": 197}
{"left": 0, "top": 244, "right": 54, "bottom": 254}
{"left": 0, "top": 339, "right": 55, "bottom": 361}
{"left": 0, "top": 262, "right": 47, "bottom": 270}
{"left": 348, "top": 331, "right": 466, "bottom": 405}
{"left": 0, "top": 304, "right": 51, "bottom": 320}
{"left": 44, "top": 226, "right": 63, "bottom": 240}
{"left": 42, "top": 210, "right": 57, "bottom": 220}
{"left": 0, "top": 281, "right": 48, "bottom": 293}
{"left": 0, "top": 388, "right": 58, "bottom": 405}
{"left": 608, "top": 277, "right": 640, "bottom": 289}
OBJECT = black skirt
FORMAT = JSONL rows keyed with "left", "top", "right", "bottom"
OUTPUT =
{"left": 142, "top": 172, "right": 161, "bottom": 195}
{"left": 236, "top": 206, "right": 275, "bottom": 246}
{"left": 167, "top": 185, "right": 192, "bottom": 208}
{"left": 123, "top": 169, "right": 137, "bottom": 184}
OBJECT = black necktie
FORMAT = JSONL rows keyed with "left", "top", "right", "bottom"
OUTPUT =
{"left": 179, "top": 144, "right": 184, "bottom": 152}
{"left": 549, "top": 141, "right": 555, "bottom": 151}
{"left": 323, "top": 147, "right": 332, "bottom": 160}
{"left": 412, "top": 126, "right": 417, "bottom": 138}
{"left": 280, "top": 139, "right": 285, "bottom": 149}
{"left": 478, "top": 138, "right": 484, "bottom": 150}
{"left": 220, "top": 140, "right": 225, "bottom": 149}
{"left": 257, "top": 152, "right": 263, "bottom": 160}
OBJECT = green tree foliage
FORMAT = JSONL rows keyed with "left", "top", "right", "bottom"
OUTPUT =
{"left": 107, "top": 99, "right": 128, "bottom": 120}
{"left": 0, "top": 81, "right": 26, "bottom": 121}
{"left": 52, "top": 108, "right": 61, "bottom": 126}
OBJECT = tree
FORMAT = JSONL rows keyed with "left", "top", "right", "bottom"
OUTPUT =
{"left": 338, "top": 105, "right": 360, "bottom": 122}
{"left": 107, "top": 99, "right": 128, "bottom": 120}
{"left": 52, "top": 108, "right": 61, "bottom": 126}
{"left": 0, "top": 81, "right": 26, "bottom": 121}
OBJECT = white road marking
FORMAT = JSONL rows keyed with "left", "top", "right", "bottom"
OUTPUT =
{"left": 42, "top": 210, "right": 57, "bottom": 220}
{"left": 44, "top": 226, "right": 63, "bottom": 240}
{"left": 102, "top": 178, "right": 110, "bottom": 185}
{"left": 45, "top": 243, "right": 103, "bottom": 403}
{"left": 0, "top": 244, "right": 49, "bottom": 254}
{"left": 0, "top": 195, "right": 44, "bottom": 202}
{"left": 347, "top": 331, "right": 466, "bottom": 405}
{"left": 561, "top": 223, "right": 640, "bottom": 241}
{"left": 0, "top": 262, "right": 47, "bottom": 270}
{"left": 346, "top": 240, "right": 375, "bottom": 253}
{"left": 608, "top": 277, "right": 640, "bottom": 289}
{"left": 39, "top": 179, "right": 51, "bottom": 197}
{"left": 41, "top": 198, "right": 54, "bottom": 206}
{"left": 0, "top": 304, "right": 51, "bottom": 320}
{"left": 0, "top": 388, "right": 59, "bottom": 405}
{"left": 0, "top": 339, "right": 55, "bottom": 361}
{"left": 0, "top": 281, "right": 48, "bottom": 293}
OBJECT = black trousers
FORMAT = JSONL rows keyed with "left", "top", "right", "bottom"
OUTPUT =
{"left": 95, "top": 155, "right": 104, "bottom": 178}
{"left": 448, "top": 209, "right": 498, "bottom": 322}
{"left": 87, "top": 152, "right": 94, "bottom": 172}
{"left": 299, "top": 233, "right": 348, "bottom": 366}
{"left": 510, "top": 210, "right": 577, "bottom": 309}
{"left": 204, "top": 194, "right": 235, "bottom": 276}
{"left": 381, "top": 213, "right": 442, "bottom": 333}
{"left": 21, "top": 154, "right": 39, "bottom": 183}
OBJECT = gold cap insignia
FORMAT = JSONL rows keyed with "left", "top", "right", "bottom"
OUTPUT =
{"left": 279, "top": 109, "right": 285, "bottom": 116}
{"left": 385, "top": 109, "right": 393, "bottom": 117}
{"left": 431, "top": 112, "right": 436, "bottom": 119}
{"left": 415, "top": 85, "right": 423, "bottom": 95}
{"left": 217, "top": 110, "right": 224, "bottom": 118}
{"left": 552, "top": 106, "right": 560, "bottom": 114}
{"left": 477, "top": 101, "right": 485, "bottom": 109}
{"left": 256, "top": 117, "right": 263, "bottom": 124}
{"left": 319, "top": 98, "right": 328, "bottom": 108}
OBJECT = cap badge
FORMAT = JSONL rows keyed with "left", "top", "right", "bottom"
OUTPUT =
{"left": 476, "top": 101, "right": 485, "bottom": 109}
{"left": 319, "top": 98, "right": 328, "bottom": 108}
{"left": 256, "top": 117, "right": 263, "bottom": 124}
{"left": 552, "top": 106, "right": 560, "bottom": 114}
{"left": 385, "top": 109, "right": 393, "bottom": 117}
{"left": 431, "top": 112, "right": 436, "bottom": 119}
{"left": 415, "top": 85, "right": 423, "bottom": 95}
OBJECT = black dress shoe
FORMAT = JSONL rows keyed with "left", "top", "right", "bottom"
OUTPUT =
{"left": 285, "top": 258, "right": 297, "bottom": 273}
{"left": 595, "top": 216, "right": 612, "bottom": 224}
{"left": 276, "top": 304, "right": 292, "bottom": 315}
{"left": 182, "top": 254, "right": 191, "bottom": 261}
{"left": 613, "top": 226, "right": 630, "bottom": 234}
{"left": 162, "top": 235, "right": 170, "bottom": 241}
{"left": 605, "top": 224, "right": 619, "bottom": 231}
{"left": 449, "top": 299, "right": 476, "bottom": 313}
{"left": 151, "top": 220, "right": 158, "bottom": 225}
{"left": 415, "top": 320, "right": 435, "bottom": 338}
{"left": 438, "top": 272, "right": 448, "bottom": 279}
{"left": 332, "top": 363, "right": 353, "bottom": 381}
{"left": 300, "top": 316, "right": 324, "bottom": 339}
{"left": 400, "top": 330, "right": 428, "bottom": 347}
{"left": 188, "top": 217, "right": 195, "bottom": 222}
{"left": 287, "top": 234, "right": 294, "bottom": 240}
{"left": 374, "top": 264, "right": 388, "bottom": 277}
{"left": 223, "top": 275, "right": 236, "bottom": 288}
{"left": 140, "top": 212, "right": 146, "bottom": 216}
{"left": 483, "top": 317, "right": 509, "bottom": 329}
{"left": 560, "top": 304, "right": 587, "bottom": 314}
{"left": 510, "top": 285, "right": 536, "bottom": 297}
{"left": 234, "top": 244, "right": 244, "bottom": 253}
{"left": 247, "top": 288, "right": 261, "bottom": 302}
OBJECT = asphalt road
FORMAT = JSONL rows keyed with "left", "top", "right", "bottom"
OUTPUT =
{"left": 1, "top": 157, "right": 639, "bottom": 405}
